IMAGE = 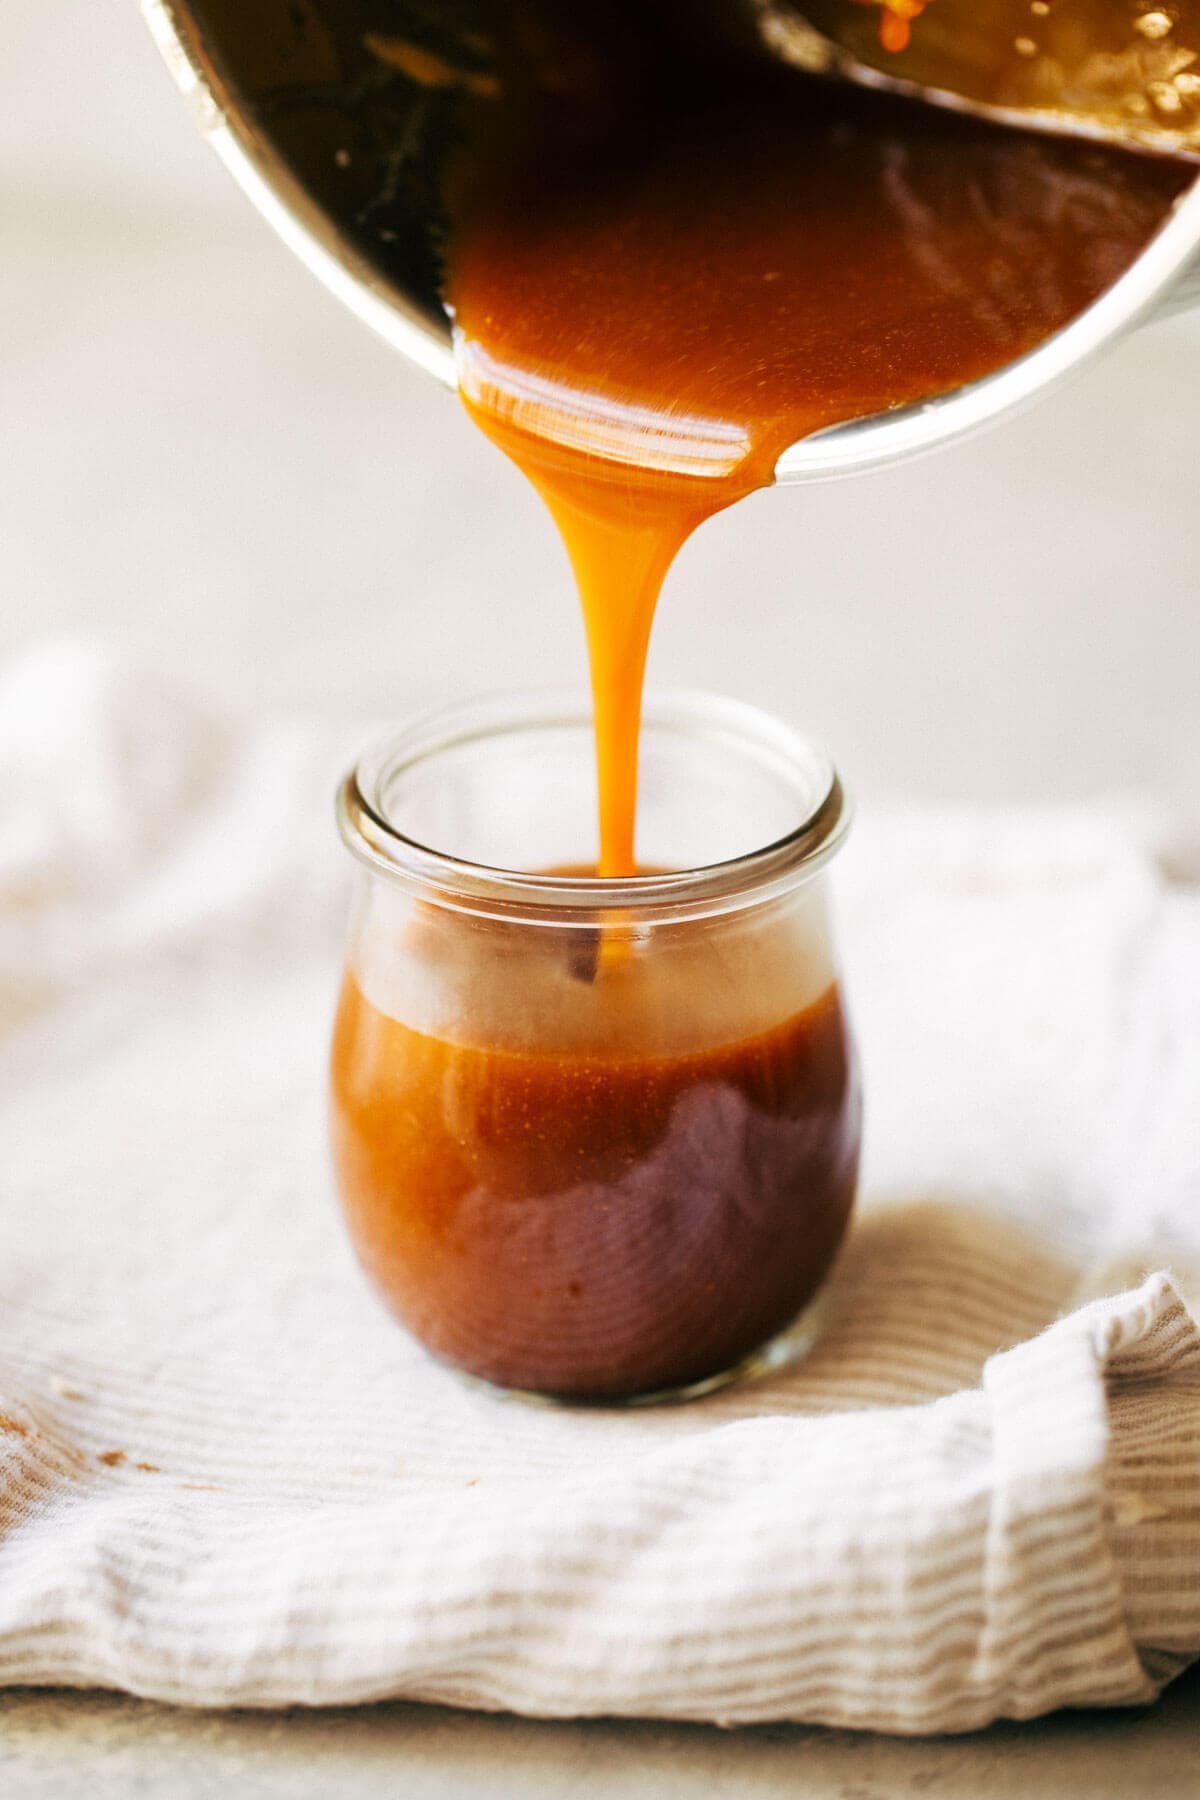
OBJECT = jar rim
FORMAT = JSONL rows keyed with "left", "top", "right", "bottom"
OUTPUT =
{"left": 336, "top": 689, "right": 850, "bottom": 925}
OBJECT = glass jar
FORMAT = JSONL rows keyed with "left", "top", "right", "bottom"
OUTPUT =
{"left": 330, "top": 691, "right": 861, "bottom": 1404}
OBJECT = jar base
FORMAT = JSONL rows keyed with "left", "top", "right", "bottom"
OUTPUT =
{"left": 431, "top": 1291, "right": 831, "bottom": 1411}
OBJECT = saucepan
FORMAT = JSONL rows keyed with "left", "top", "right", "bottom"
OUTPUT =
{"left": 142, "top": 0, "right": 1200, "bottom": 480}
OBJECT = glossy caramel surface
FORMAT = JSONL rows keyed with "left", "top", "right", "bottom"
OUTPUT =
{"left": 448, "top": 7, "right": 1189, "bottom": 871}
{"left": 330, "top": 974, "right": 860, "bottom": 1398}
{"left": 333, "top": 13, "right": 1186, "bottom": 1398}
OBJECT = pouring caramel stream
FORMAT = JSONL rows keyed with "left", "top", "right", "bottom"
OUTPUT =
{"left": 447, "top": 9, "right": 1188, "bottom": 874}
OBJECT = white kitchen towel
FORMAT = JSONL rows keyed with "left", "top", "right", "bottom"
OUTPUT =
{"left": 1, "top": 639, "right": 1198, "bottom": 1733}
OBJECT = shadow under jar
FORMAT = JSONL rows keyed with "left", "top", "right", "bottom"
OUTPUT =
{"left": 330, "top": 692, "right": 861, "bottom": 1403}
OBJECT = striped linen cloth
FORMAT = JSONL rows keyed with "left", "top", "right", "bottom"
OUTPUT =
{"left": 1, "top": 640, "right": 1198, "bottom": 1731}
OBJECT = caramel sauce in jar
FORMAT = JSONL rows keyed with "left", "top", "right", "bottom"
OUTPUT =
{"left": 331, "top": 975, "right": 858, "bottom": 1400}
{"left": 330, "top": 697, "right": 859, "bottom": 1400}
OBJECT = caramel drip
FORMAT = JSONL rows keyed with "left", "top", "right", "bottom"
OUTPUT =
{"left": 448, "top": 8, "right": 1188, "bottom": 873}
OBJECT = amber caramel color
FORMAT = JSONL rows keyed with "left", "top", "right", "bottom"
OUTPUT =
{"left": 448, "top": 9, "right": 1189, "bottom": 875}
{"left": 330, "top": 972, "right": 860, "bottom": 1399}
{"left": 340, "top": 12, "right": 1187, "bottom": 1395}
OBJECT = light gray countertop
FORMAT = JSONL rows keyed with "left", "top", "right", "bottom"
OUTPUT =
{"left": 2, "top": 2, "right": 1199, "bottom": 1790}
{"left": 4, "top": 1671, "right": 1200, "bottom": 1800}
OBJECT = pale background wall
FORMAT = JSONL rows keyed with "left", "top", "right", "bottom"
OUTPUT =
{"left": 3, "top": 0, "right": 1198, "bottom": 806}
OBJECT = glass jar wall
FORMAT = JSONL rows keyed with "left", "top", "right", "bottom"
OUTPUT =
{"left": 330, "top": 692, "right": 861, "bottom": 1402}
